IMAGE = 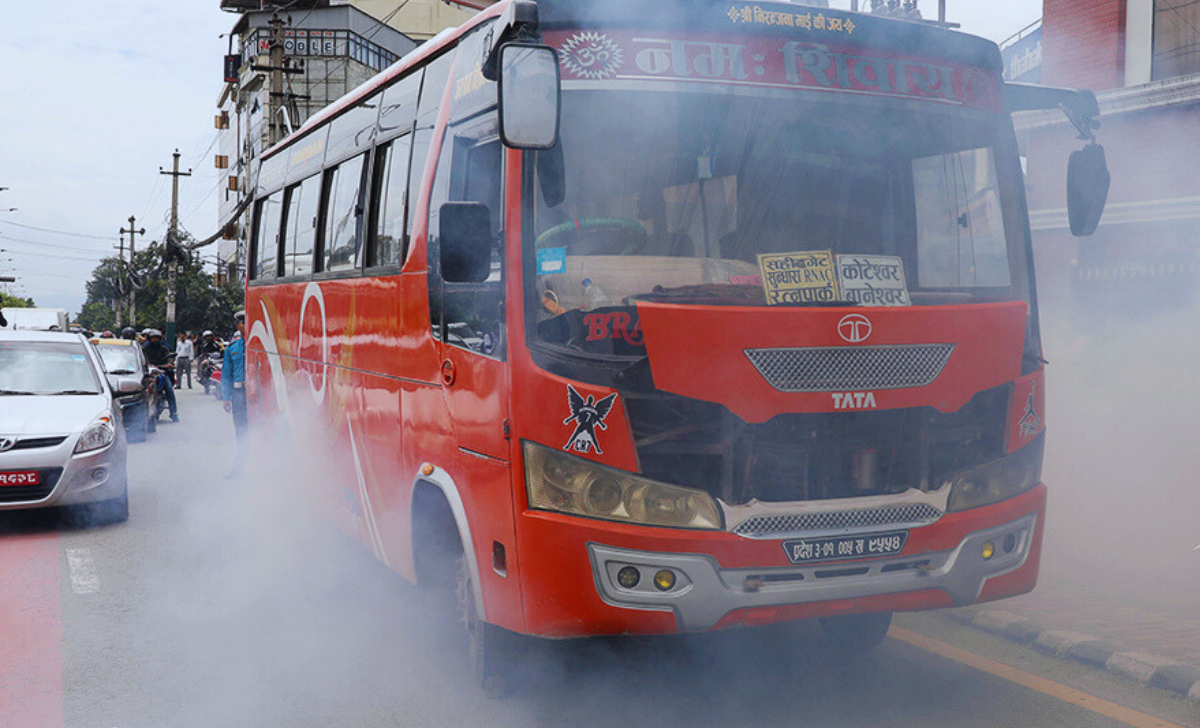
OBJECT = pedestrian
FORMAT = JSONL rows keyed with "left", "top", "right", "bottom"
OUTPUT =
{"left": 175, "top": 332, "right": 194, "bottom": 389}
{"left": 221, "top": 311, "right": 248, "bottom": 478}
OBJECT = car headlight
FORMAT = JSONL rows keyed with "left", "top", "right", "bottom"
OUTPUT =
{"left": 524, "top": 442, "right": 722, "bottom": 530}
{"left": 946, "top": 435, "right": 1044, "bottom": 513}
{"left": 74, "top": 417, "right": 116, "bottom": 454}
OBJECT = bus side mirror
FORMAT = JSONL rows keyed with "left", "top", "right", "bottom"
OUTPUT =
{"left": 440, "top": 203, "right": 493, "bottom": 283}
{"left": 498, "top": 43, "right": 561, "bottom": 150}
{"left": 1067, "top": 143, "right": 1110, "bottom": 237}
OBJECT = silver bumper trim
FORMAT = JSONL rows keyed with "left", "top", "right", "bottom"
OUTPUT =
{"left": 588, "top": 512, "right": 1037, "bottom": 632}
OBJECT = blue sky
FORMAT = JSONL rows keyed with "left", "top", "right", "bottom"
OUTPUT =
{"left": 0, "top": 0, "right": 1042, "bottom": 316}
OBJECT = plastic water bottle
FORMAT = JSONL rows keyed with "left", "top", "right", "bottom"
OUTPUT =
{"left": 582, "top": 278, "right": 612, "bottom": 311}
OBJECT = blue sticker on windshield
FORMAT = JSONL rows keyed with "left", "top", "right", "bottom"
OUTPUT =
{"left": 537, "top": 247, "right": 567, "bottom": 275}
{"left": 72, "top": 355, "right": 85, "bottom": 360}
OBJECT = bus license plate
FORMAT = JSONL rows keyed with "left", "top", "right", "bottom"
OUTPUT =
{"left": 782, "top": 531, "right": 908, "bottom": 565}
{"left": 0, "top": 470, "right": 40, "bottom": 487}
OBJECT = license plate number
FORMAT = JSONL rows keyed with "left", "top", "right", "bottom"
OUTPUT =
{"left": 782, "top": 531, "right": 908, "bottom": 564}
{"left": 0, "top": 470, "right": 40, "bottom": 487}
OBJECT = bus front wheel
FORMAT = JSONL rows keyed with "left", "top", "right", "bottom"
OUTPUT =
{"left": 456, "top": 555, "right": 524, "bottom": 696}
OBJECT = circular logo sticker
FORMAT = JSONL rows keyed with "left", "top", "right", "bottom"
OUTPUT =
{"left": 837, "top": 314, "right": 872, "bottom": 343}
{"left": 560, "top": 32, "right": 625, "bottom": 80}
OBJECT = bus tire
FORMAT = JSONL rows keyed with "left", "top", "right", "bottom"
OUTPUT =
{"left": 818, "top": 611, "right": 893, "bottom": 655}
{"left": 456, "top": 554, "right": 523, "bottom": 697}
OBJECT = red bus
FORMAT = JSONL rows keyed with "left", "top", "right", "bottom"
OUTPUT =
{"left": 244, "top": 0, "right": 1108, "bottom": 688}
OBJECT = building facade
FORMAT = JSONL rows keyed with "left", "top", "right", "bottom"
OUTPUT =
{"left": 1016, "top": 0, "right": 1200, "bottom": 314}
{"left": 213, "top": 0, "right": 487, "bottom": 276}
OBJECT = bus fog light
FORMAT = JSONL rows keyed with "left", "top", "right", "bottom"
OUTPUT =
{"left": 617, "top": 566, "right": 640, "bottom": 589}
{"left": 1003, "top": 534, "right": 1017, "bottom": 553}
{"left": 653, "top": 570, "right": 676, "bottom": 591}
{"left": 981, "top": 541, "right": 995, "bottom": 560}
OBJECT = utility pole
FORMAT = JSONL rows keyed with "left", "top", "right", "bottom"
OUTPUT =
{"left": 251, "top": 13, "right": 305, "bottom": 146}
{"left": 113, "top": 233, "right": 126, "bottom": 329}
{"left": 160, "top": 149, "right": 192, "bottom": 342}
{"left": 120, "top": 216, "right": 146, "bottom": 328}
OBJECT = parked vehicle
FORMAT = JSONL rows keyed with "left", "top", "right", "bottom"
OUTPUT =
{"left": 91, "top": 338, "right": 155, "bottom": 442}
{"left": 0, "top": 330, "right": 129, "bottom": 522}
{"left": 0, "top": 307, "right": 70, "bottom": 331}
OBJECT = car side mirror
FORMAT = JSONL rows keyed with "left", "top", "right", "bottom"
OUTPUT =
{"left": 1067, "top": 143, "right": 1110, "bottom": 237}
{"left": 498, "top": 43, "right": 561, "bottom": 150}
{"left": 115, "top": 377, "right": 141, "bottom": 394}
{"left": 439, "top": 202, "right": 493, "bottom": 283}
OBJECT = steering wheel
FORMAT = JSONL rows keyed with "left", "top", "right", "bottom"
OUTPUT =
{"left": 535, "top": 218, "right": 649, "bottom": 256}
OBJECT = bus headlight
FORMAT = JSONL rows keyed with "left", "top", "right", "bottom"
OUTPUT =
{"left": 946, "top": 436, "right": 1044, "bottom": 513}
{"left": 523, "top": 442, "right": 722, "bottom": 530}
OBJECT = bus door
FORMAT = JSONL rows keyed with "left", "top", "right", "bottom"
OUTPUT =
{"left": 427, "top": 25, "right": 509, "bottom": 461}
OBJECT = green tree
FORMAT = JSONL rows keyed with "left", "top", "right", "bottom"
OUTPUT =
{"left": 0, "top": 292, "right": 36, "bottom": 308}
{"left": 77, "top": 242, "right": 243, "bottom": 337}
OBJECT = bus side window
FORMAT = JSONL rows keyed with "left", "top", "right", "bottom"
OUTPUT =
{"left": 253, "top": 192, "right": 284, "bottom": 280}
{"left": 322, "top": 153, "right": 368, "bottom": 273}
{"left": 282, "top": 174, "right": 320, "bottom": 278}
{"left": 368, "top": 135, "right": 412, "bottom": 268}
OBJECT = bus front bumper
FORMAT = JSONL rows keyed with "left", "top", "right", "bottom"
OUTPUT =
{"left": 588, "top": 511, "right": 1036, "bottom": 632}
{"left": 515, "top": 485, "right": 1045, "bottom": 637}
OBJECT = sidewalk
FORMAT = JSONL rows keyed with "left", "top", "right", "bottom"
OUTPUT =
{"left": 950, "top": 577, "right": 1200, "bottom": 699}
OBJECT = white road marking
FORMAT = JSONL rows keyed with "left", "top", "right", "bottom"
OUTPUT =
{"left": 65, "top": 547, "right": 100, "bottom": 594}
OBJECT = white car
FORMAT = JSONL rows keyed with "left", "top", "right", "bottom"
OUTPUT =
{"left": 0, "top": 331, "right": 130, "bottom": 522}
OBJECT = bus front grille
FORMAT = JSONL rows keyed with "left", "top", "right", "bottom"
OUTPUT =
{"left": 744, "top": 344, "right": 956, "bottom": 393}
{"left": 731, "top": 503, "right": 943, "bottom": 538}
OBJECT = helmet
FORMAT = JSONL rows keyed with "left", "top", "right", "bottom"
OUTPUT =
{"left": 202, "top": 330, "right": 213, "bottom": 337}
{"left": 100, "top": 331, "right": 114, "bottom": 339}
{"left": 121, "top": 327, "right": 136, "bottom": 340}
{"left": 147, "top": 329, "right": 162, "bottom": 339}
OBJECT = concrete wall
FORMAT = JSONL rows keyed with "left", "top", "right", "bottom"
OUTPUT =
{"left": 349, "top": 0, "right": 475, "bottom": 40}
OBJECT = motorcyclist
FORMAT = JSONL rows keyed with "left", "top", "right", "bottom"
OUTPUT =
{"left": 198, "top": 330, "right": 223, "bottom": 356}
{"left": 121, "top": 327, "right": 137, "bottom": 341}
{"left": 142, "top": 329, "right": 179, "bottom": 422}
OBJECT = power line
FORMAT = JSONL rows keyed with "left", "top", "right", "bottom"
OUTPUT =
{"left": 0, "top": 234, "right": 114, "bottom": 254}
{"left": 0, "top": 220, "right": 116, "bottom": 241}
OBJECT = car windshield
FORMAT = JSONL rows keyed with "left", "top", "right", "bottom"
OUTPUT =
{"left": 0, "top": 341, "right": 102, "bottom": 395}
{"left": 528, "top": 87, "right": 1030, "bottom": 355}
{"left": 96, "top": 345, "right": 140, "bottom": 374}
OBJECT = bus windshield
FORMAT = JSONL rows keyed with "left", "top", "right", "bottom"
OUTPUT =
{"left": 529, "top": 86, "right": 1031, "bottom": 354}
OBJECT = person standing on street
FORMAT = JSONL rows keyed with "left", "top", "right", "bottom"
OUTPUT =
{"left": 221, "top": 311, "right": 248, "bottom": 478}
{"left": 175, "top": 332, "right": 194, "bottom": 389}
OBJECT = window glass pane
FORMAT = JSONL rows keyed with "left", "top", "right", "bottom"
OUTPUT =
{"left": 913, "top": 147, "right": 1010, "bottom": 288}
{"left": 371, "top": 135, "right": 412, "bottom": 267}
{"left": 379, "top": 70, "right": 421, "bottom": 137}
{"left": 326, "top": 94, "right": 380, "bottom": 165}
{"left": 324, "top": 154, "right": 367, "bottom": 272}
{"left": 407, "top": 128, "right": 433, "bottom": 237}
{"left": 283, "top": 175, "right": 321, "bottom": 277}
{"left": 254, "top": 192, "right": 283, "bottom": 279}
{"left": 1153, "top": 0, "right": 1200, "bottom": 80}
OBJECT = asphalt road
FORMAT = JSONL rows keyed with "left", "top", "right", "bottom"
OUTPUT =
{"left": 1, "top": 387, "right": 1197, "bottom": 728}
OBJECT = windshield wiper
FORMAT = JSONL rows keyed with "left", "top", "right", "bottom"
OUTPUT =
{"left": 0, "top": 389, "right": 36, "bottom": 395}
{"left": 48, "top": 390, "right": 100, "bottom": 396}
{"left": 107, "top": 369, "right": 136, "bottom": 375}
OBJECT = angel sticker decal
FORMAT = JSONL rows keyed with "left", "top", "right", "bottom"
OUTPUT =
{"left": 563, "top": 385, "right": 618, "bottom": 454}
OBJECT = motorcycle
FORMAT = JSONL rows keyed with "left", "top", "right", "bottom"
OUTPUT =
{"left": 199, "top": 351, "right": 223, "bottom": 394}
{"left": 148, "top": 355, "right": 176, "bottom": 422}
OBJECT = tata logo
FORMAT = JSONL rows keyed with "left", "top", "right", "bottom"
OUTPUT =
{"left": 837, "top": 314, "right": 872, "bottom": 343}
{"left": 833, "top": 392, "right": 878, "bottom": 410}
{"left": 0, "top": 437, "right": 15, "bottom": 453}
